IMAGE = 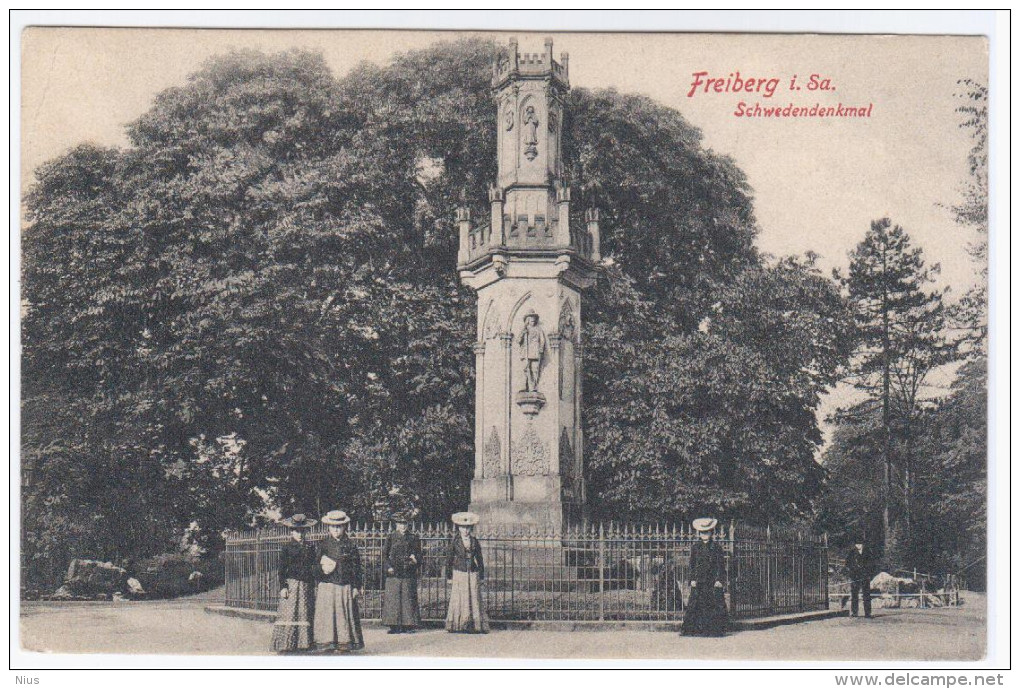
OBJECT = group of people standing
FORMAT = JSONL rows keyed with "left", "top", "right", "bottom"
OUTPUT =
{"left": 270, "top": 510, "right": 365, "bottom": 654}
{"left": 271, "top": 511, "right": 734, "bottom": 653}
{"left": 271, "top": 509, "right": 489, "bottom": 654}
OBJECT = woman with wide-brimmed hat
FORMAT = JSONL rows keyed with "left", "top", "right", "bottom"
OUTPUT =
{"left": 680, "top": 517, "right": 729, "bottom": 637}
{"left": 381, "top": 510, "right": 423, "bottom": 634}
{"left": 313, "top": 510, "right": 364, "bottom": 652}
{"left": 271, "top": 513, "right": 318, "bottom": 653}
{"left": 444, "top": 511, "right": 488, "bottom": 633}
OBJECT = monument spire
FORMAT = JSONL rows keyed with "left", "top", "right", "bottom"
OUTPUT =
{"left": 458, "top": 38, "right": 598, "bottom": 530}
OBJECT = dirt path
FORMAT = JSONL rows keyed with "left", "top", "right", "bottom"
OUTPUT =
{"left": 19, "top": 592, "right": 986, "bottom": 660}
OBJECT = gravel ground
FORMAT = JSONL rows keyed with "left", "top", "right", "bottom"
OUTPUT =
{"left": 18, "top": 591, "right": 985, "bottom": 661}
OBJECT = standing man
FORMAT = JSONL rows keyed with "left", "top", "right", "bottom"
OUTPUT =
{"left": 846, "top": 541, "right": 873, "bottom": 618}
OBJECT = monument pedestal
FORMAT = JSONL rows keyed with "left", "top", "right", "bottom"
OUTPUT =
{"left": 470, "top": 476, "right": 570, "bottom": 528}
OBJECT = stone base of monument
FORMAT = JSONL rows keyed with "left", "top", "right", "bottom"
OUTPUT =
{"left": 468, "top": 485, "right": 592, "bottom": 592}
{"left": 470, "top": 476, "right": 586, "bottom": 530}
{"left": 478, "top": 541, "right": 597, "bottom": 593}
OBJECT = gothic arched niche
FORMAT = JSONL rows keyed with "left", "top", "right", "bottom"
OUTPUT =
{"left": 481, "top": 298, "right": 501, "bottom": 340}
{"left": 519, "top": 96, "right": 540, "bottom": 162}
{"left": 504, "top": 291, "right": 534, "bottom": 334}
{"left": 558, "top": 297, "right": 577, "bottom": 343}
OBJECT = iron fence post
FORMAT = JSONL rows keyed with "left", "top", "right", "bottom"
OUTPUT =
{"left": 598, "top": 522, "right": 605, "bottom": 622}
{"left": 254, "top": 530, "right": 263, "bottom": 610}
{"left": 797, "top": 531, "right": 802, "bottom": 612}
{"left": 223, "top": 535, "right": 230, "bottom": 606}
{"left": 727, "top": 521, "right": 735, "bottom": 615}
{"left": 823, "top": 532, "right": 829, "bottom": 610}
{"left": 510, "top": 541, "right": 515, "bottom": 617}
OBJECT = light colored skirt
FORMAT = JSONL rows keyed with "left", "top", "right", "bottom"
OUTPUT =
{"left": 313, "top": 582, "right": 364, "bottom": 650}
{"left": 445, "top": 570, "right": 489, "bottom": 633}
{"left": 382, "top": 576, "right": 421, "bottom": 628}
{"left": 271, "top": 579, "right": 314, "bottom": 652}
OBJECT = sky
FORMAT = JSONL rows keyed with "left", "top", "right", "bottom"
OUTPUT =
{"left": 19, "top": 28, "right": 989, "bottom": 439}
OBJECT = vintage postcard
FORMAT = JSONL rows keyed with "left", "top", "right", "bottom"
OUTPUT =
{"left": 14, "top": 15, "right": 1000, "bottom": 672}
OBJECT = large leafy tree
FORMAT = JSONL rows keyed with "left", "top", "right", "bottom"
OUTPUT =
{"left": 586, "top": 255, "right": 854, "bottom": 522}
{"left": 22, "top": 40, "right": 853, "bottom": 587}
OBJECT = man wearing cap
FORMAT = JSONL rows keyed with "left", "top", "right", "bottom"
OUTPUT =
{"left": 271, "top": 513, "right": 318, "bottom": 653}
{"left": 313, "top": 510, "right": 364, "bottom": 652}
{"left": 517, "top": 310, "right": 546, "bottom": 392}
{"left": 381, "top": 511, "right": 423, "bottom": 634}
{"left": 846, "top": 541, "right": 873, "bottom": 619}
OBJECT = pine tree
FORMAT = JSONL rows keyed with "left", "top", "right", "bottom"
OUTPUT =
{"left": 839, "top": 219, "right": 955, "bottom": 559}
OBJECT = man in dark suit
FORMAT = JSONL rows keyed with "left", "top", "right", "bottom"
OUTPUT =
{"left": 846, "top": 541, "right": 872, "bottom": 618}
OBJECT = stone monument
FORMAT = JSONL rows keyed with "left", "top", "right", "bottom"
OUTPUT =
{"left": 457, "top": 38, "right": 600, "bottom": 530}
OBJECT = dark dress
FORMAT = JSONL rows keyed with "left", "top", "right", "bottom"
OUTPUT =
{"left": 846, "top": 547, "right": 873, "bottom": 617}
{"left": 313, "top": 534, "right": 364, "bottom": 650}
{"left": 271, "top": 539, "right": 318, "bottom": 652}
{"left": 445, "top": 534, "right": 488, "bottom": 633}
{"left": 681, "top": 539, "right": 728, "bottom": 636}
{"left": 381, "top": 531, "right": 423, "bottom": 630}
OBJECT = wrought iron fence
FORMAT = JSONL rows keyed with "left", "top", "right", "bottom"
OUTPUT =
{"left": 224, "top": 521, "right": 828, "bottom": 622}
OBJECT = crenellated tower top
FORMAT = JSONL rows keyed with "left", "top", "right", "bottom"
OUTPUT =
{"left": 458, "top": 37, "right": 598, "bottom": 289}
{"left": 491, "top": 37, "right": 570, "bottom": 91}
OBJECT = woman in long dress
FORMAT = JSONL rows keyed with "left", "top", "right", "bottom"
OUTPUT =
{"left": 313, "top": 510, "right": 365, "bottom": 652}
{"left": 381, "top": 512, "right": 422, "bottom": 634}
{"left": 271, "top": 513, "right": 318, "bottom": 653}
{"left": 681, "top": 517, "right": 729, "bottom": 637}
{"left": 445, "top": 512, "right": 489, "bottom": 633}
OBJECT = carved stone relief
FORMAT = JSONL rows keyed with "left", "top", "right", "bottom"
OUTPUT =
{"left": 511, "top": 424, "right": 548, "bottom": 476}
{"left": 558, "top": 299, "right": 577, "bottom": 343}
{"left": 560, "top": 427, "right": 577, "bottom": 499}
{"left": 483, "top": 426, "right": 502, "bottom": 478}
{"left": 483, "top": 300, "right": 502, "bottom": 340}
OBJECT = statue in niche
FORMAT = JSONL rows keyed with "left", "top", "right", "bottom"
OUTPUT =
{"left": 517, "top": 309, "right": 547, "bottom": 392}
{"left": 522, "top": 105, "right": 539, "bottom": 160}
{"left": 558, "top": 302, "right": 576, "bottom": 342}
{"left": 504, "top": 107, "right": 514, "bottom": 131}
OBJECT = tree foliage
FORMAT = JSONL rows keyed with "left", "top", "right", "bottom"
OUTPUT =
{"left": 949, "top": 79, "right": 988, "bottom": 352}
{"left": 818, "top": 357, "right": 986, "bottom": 586}
{"left": 22, "top": 41, "right": 854, "bottom": 586}
{"left": 834, "top": 218, "right": 956, "bottom": 554}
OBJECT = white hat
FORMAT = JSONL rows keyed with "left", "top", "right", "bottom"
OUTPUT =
{"left": 451, "top": 511, "right": 480, "bottom": 527}
{"left": 321, "top": 510, "right": 351, "bottom": 526}
{"left": 692, "top": 517, "right": 718, "bottom": 532}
